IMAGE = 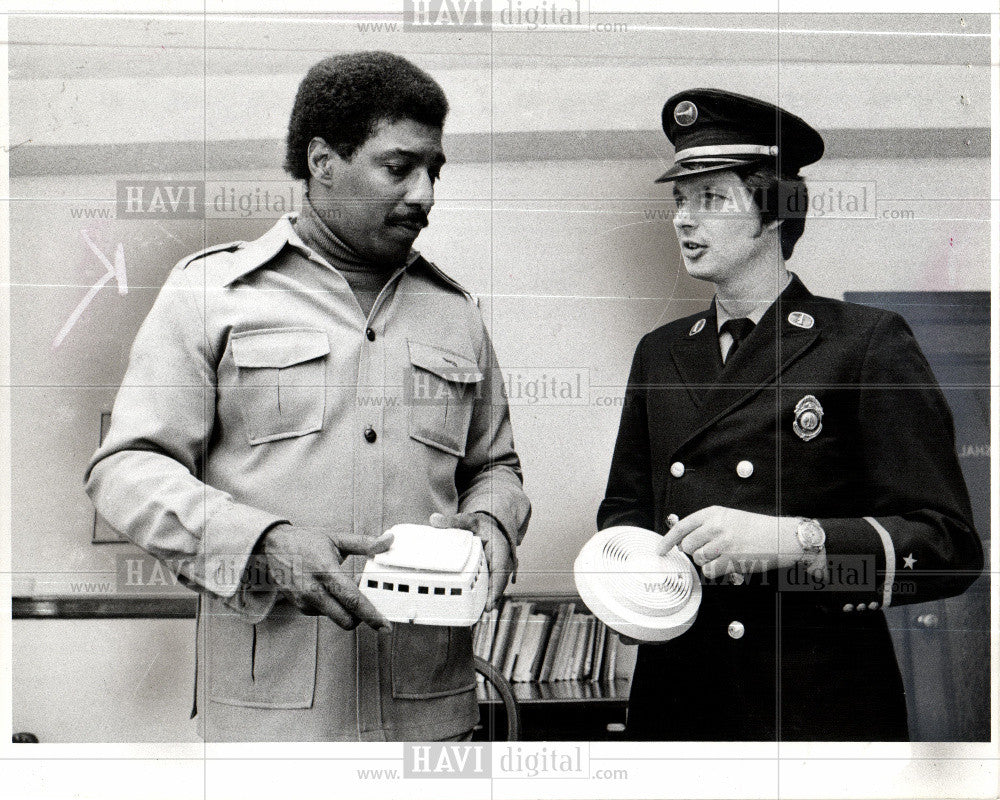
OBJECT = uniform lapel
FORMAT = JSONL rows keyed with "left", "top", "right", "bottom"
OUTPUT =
{"left": 668, "top": 303, "right": 723, "bottom": 407}
{"left": 673, "top": 275, "right": 821, "bottom": 454}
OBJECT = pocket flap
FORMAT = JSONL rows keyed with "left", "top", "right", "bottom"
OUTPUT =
{"left": 407, "top": 340, "right": 482, "bottom": 383}
{"left": 231, "top": 328, "right": 330, "bottom": 369}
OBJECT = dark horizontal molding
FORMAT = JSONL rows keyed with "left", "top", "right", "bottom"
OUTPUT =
{"left": 13, "top": 595, "right": 197, "bottom": 619}
{"left": 12, "top": 593, "right": 578, "bottom": 619}
{"left": 10, "top": 127, "right": 989, "bottom": 177}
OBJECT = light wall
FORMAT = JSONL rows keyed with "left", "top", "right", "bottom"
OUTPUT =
{"left": 8, "top": 13, "right": 991, "bottom": 741}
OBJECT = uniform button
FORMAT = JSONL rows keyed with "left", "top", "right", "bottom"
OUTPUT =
{"left": 842, "top": 603, "right": 853, "bottom": 613}
{"left": 364, "top": 426, "right": 377, "bottom": 443}
{"left": 868, "top": 602, "right": 879, "bottom": 611}
{"left": 736, "top": 460, "right": 754, "bottom": 479}
{"left": 729, "top": 573, "right": 745, "bottom": 586}
{"left": 670, "top": 462, "right": 685, "bottom": 478}
{"left": 365, "top": 328, "right": 376, "bottom": 342}
{"left": 855, "top": 603, "right": 866, "bottom": 612}
{"left": 727, "top": 621, "right": 744, "bottom": 639}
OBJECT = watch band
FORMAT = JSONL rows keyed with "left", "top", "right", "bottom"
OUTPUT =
{"left": 796, "top": 517, "right": 827, "bottom": 580}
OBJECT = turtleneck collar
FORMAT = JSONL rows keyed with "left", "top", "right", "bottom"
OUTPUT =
{"left": 294, "top": 193, "right": 413, "bottom": 319}
{"left": 294, "top": 191, "right": 388, "bottom": 270}
{"left": 297, "top": 190, "right": 422, "bottom": 274}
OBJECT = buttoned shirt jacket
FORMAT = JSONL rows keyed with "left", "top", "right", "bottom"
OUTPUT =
{"left": 86, "top": 215, "right": 531, "bottom": 741}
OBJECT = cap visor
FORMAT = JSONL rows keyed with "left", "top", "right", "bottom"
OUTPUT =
{"left": 654, "top": 156, "right": 767, "bottom": 183}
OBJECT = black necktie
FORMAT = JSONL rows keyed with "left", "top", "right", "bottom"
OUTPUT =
{"left": 720, "top": 317, "right": 755, "bottom": 361}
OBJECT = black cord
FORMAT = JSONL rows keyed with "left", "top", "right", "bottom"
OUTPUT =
{"left": 474, "top": 655, "right": 521, "bottom": 741}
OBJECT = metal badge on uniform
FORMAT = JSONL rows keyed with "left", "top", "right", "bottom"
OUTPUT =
{"left": 793, "top": 395, "right": 824, "bottom": 441}
{"left": 689, "top": 318, "right": 706, "bottom": 336}
{"left": 787, "top": 311, "right": 814, "bottom": 329}
{"left": 674, "top": 100, "right": 698, "bottom": 126}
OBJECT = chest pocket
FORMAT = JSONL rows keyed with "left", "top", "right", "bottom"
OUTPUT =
{"left": 407, "top": 340, "right": 483, "bottom": 458}
{"left": 230, "top": 328, "right": 329, "bottom": 446}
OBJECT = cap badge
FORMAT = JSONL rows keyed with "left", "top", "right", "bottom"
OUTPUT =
{"left": 674, "top": 100, "right": 698, "bottom": 127}
{"left": 793, "top": 395, "right": 824, "bottom": 441}
{"left": 689, "top": 318, "right": 706, "bottom": 336}
{"left": 787, "top": 311, "right": 814, "bottom": 329}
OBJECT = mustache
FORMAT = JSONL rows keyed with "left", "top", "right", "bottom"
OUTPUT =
{"left": 386, "top": 212, "right": 429, "bottom": 229}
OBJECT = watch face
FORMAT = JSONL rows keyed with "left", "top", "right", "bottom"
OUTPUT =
{"left": 799, "top": 521, "right": 825, "bottom": 548}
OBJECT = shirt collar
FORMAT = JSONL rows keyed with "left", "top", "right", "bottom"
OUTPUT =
{"left": 715, "top": 271, "right": 794, "bottom": 332}
{"left": 219, "top": 214, "right": 419, "bottom": 287}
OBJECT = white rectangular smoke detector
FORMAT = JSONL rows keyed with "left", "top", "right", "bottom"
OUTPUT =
{"left": 359, "top": 524, "right": 489, "bottom": 626}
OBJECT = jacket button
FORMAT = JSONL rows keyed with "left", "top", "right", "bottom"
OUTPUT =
{"left": 868, "top": 602, "right": 879, "bottom": 611}
{"left": 366, "top": 328, "right": 376, "bottom": 342}
{"left": 736, "top": 460, "right": 754, "bottom": 478}
{"left": 727, "top": 621, "right": 744, "bottom": 639}
{"left": 670, "top": 462, "right": 685, "bottom": 478}
{"left": 842, "top": 603, "right": 853, "bottom": 613}
{"left": 364, "top": 426, "right": 377, "bottom": 443}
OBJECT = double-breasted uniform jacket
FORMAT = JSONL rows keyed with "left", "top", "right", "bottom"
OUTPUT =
{"left": 598, "top": 274, "right": 982, "bottom": 741}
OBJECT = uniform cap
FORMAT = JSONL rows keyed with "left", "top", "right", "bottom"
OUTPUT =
{"left": 656, "top": 88, "right": 824, "bottom": 183}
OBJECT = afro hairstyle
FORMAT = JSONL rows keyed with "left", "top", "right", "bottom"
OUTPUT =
{"left": 284, "top": 51, "right": 449, "bottom": 180}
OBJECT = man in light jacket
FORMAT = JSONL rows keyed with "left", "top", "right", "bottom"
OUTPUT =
{"left": 86, "top": 51, "right": 530, "bottom": 741}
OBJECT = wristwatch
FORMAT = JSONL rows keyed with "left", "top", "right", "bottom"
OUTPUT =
{"left": 795, "top": 517, "right": 827, "bottom": 579}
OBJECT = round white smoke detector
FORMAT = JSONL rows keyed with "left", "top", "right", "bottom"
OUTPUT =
{"left": 574, "top": 526, "right": 702, "bottom": 643}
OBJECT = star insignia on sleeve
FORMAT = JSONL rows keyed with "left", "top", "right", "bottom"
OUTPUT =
{"left": 902, "top": 553, "right": 917, "bottom": 569}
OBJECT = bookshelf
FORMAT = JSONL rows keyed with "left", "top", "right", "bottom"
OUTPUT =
{"left": 472, "top": 594, "right": 634, "bottom": 741}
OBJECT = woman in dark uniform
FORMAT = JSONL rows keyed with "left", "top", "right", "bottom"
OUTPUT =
{"left": 598, "top": 89, "right": 983, "bottom": 741}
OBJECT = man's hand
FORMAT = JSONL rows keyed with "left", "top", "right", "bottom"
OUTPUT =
{"left": 429, "top": 511, "right": 512, "bottom": 612}
{"left": 263, "top": 523, "right": 393, "bottom": 632}
{"left": 657, "top": 506, "right": 801, "bottom": 579}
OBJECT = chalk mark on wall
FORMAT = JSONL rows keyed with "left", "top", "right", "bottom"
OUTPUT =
{"left": 52, "top": 230, "right": 128, "bottom": 349}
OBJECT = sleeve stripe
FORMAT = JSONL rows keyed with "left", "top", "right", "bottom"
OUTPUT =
{"left": 864, "top": 516, "right": 895, "bottom": 608}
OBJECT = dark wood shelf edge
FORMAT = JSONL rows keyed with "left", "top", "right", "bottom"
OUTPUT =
{"left": 478, "top": 678, "right": 631, "bottom": 706}
{"left": 13, "top": 593, "right": 590, "bottom": 619}
{"left": 13, "top": 596, "right": 198, "bottom": 619}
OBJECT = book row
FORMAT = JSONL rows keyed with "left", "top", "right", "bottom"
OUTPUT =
{"left": 473, "top": 600, "right": 623, "bottom": 684}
